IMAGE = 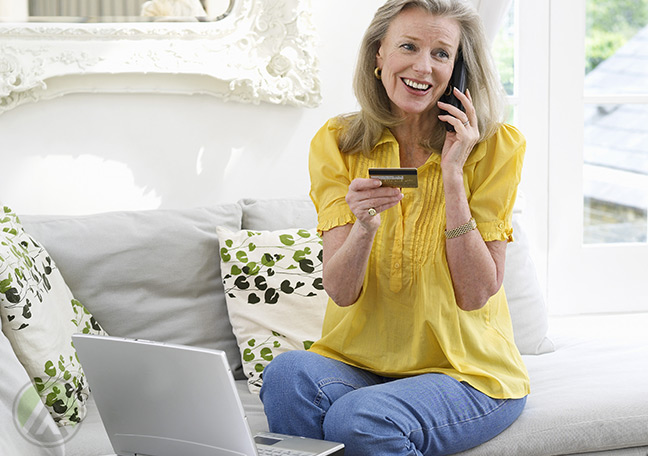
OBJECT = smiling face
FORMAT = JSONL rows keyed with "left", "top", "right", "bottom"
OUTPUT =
{"left": 376, "top": 7, "right": 461, "bottom": 121}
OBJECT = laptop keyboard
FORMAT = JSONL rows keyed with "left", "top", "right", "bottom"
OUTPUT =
{"left": 257, "top": 446, "right": 313, "bottom": 456}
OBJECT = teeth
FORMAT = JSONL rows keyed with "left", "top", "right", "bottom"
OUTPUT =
{"left": 403, "top": 78, "right": 431, "bottom": 91}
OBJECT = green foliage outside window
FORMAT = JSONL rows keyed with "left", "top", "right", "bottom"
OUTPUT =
{"left": 493, "top": 31, "right": 514, "bottom": 96}
{"left": 586, "top": 0, "right": 648, "bottom": 73}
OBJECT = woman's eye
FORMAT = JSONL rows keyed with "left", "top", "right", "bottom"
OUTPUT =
{"left": 400, "top": 43, "right": 416, "bottom": 51}
{"left": 436, "top": 50, "right": 450, "bottom": 59}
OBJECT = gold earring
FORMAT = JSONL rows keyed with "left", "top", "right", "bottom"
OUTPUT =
{"left": 374, "top": 67, "right": 382, "bottom": 80}
{"left": 445, "top": 84, "right": 453, "bottom": 96}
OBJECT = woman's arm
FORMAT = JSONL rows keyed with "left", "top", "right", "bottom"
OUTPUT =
{"left": 443, "top": 167, "right": 506, "bottom": 311}
{"left": 321, "top": 178, "right": 402, "bottom": 307}
{"left": 321, "top": 223, "right": 373, "bottom": 307}
{"left": 439, "top": 88, "right": 507, "bottom": 311}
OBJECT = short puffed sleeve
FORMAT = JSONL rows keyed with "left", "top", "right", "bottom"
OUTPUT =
{"left": 465, "top": 124, "right": 526, "bottom": 242}
{"left": 308, "top": 119, "right": 356, "bottom": 235}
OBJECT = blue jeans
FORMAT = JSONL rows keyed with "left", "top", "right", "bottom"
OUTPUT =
{"left": 260, "top": 351, "right": 526, "bottom": 456}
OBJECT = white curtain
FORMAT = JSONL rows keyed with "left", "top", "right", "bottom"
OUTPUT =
{"left": 471, "top": 0, "right": 513, "bottom": 44}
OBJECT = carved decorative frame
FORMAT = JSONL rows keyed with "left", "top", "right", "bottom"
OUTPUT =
{"left": 0, "top": 0, "right": 321, "bottom": 115}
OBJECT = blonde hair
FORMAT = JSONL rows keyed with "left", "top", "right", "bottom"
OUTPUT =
{"left": 338, "top": 0, "right": 507, "bottom": 153}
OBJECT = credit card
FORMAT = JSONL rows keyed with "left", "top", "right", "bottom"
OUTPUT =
{"left": 368, "top": 168, "right": 418, "bottom": 188}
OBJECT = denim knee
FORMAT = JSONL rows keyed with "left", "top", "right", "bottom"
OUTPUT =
{"left": 322, "top": 390, "right": 366, "bottom": 441}
{"left": 322, "top": 388, "right": 413, "bottom": 456}
{"left": 260, "top": 351, "right": 309, "bottom": 402}
{"left": 323, "top": 379, "right": 527, "bottom": 456}
{"left": 260, "top": 350, "right": 332, "bottom": 439}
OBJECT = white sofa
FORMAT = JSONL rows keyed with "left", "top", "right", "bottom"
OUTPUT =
{"left": 2, "top": 198, "right": 647, "bottom": 456}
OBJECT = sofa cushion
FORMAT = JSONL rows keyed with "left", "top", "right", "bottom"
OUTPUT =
{"left": 240, "top": 198, "right": 553, "bottom": 356}
{"left": 238, "top": 314, "right": 648, "bottom": 456}
{"left": 459, "top": 320, "right": 648, "bottom": 455}
{"left": 216, "top": 226, "right": 328, "bottom": 393}
{"left": 0, "top": 324, "right": 70, "bottom": 455}
{"left": 1, "top": 205, "right": 106, "bottom": 426}
{"left": 62, "top": 395, "right": 113, "bottom": 456}
{"left": 20, "top": 205, "right": 245, "bottom": 379}
{"left": 236, "top": 380, "right": 268, "bottom": 434}
{"left": 239, "top": 198, "right": 319, "bottom": 231}
{"left": 503, "top": 206, "right": 554, "bottom": 355}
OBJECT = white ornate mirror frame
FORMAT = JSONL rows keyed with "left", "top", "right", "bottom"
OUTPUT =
{"left": 0, "top": 0, "right": 321, "bottom": 115}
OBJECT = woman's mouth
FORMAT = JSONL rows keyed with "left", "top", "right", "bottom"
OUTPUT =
{"left": 402, "top": 78, "right": 432, "bottom": 92}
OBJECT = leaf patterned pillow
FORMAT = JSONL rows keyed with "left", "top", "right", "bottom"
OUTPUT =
{"left": 0, "top": 205, "right": 106, "bottom": 426}
{"left": 216, "top": 226, "right": 328, "bottom": 393}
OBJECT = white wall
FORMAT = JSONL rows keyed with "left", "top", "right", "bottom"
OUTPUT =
{"left": 0, "top": 0, "right": 384, "bottom": 215}
{"left": 0, "top": 0, "right": 28, "bottom": 20}
{"left": 0, "top": 0, "right": 522, "bottom": 218}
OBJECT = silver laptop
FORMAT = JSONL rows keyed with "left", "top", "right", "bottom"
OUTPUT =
{"left": 72, "top": 334, "right": 344, "bottom": 456}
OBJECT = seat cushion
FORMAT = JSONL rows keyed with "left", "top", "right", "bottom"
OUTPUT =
{"left": 457, "top": 315, "right": 648, "bottom": 455}
{"left": 242, "top": 315, "right": 648, "bottom": 455}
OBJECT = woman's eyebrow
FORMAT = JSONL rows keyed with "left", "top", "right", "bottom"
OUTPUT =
{"left": 400, "top": 33, "right": 454, "bottom": 49}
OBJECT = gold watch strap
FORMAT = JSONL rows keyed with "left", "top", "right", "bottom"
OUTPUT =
{"left": 445, "top": 217, "right": 477, "bottom": 239}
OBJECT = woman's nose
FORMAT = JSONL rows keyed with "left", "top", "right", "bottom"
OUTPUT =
{"left": 411, "top": 53, "right": 433, "bottom": 74}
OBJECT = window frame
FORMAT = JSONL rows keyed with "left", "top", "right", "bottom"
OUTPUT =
{"left": 515, "top": 0, "right": 648, "bottom": 315}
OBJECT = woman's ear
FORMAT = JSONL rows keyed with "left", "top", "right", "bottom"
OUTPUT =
{"left": 376, "top": 45, "right": 384, "bottom": 67}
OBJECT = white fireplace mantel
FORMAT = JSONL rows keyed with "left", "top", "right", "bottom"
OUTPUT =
{"left": 0, "top": 0, "right": 321, "bottom": 114}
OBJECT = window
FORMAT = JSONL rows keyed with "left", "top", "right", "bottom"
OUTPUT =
{"left": 583, "top": 0, "right": 648, "bottom": 244}
{"left": 491, "top": 1, "right": 646, "bottom": 315}
{"left": 543, "top": 0, "right": 648, "bottom": 314}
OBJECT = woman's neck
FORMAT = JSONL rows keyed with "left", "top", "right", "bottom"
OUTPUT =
{"left": 392, "top": 114, "right": 438, "bottom": 168}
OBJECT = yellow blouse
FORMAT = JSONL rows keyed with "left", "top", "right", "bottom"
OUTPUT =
{"left": 308, "top": 118, "right": 530, "bottom": 399}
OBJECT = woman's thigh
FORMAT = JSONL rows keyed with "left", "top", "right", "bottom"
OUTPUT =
{"left": 260, "top": 350, "right": 386, "bottom": 439}
{"left": 323, "top": 373, "right": 526, "bottom": 456}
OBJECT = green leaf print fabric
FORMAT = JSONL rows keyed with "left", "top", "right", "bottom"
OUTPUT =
{"left": 216, "top": 227, "right": 328, "bottom": 393}
{"left": 0, "top": 205, "right": 106, "bottom": 426}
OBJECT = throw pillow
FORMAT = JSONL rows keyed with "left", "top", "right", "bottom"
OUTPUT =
{"left": 0, "top": 205, "right": 106, "bottom": 426}
{"left": 0, "top": 327, "right": 65, "bottom": 454}
{"left": 504, "top": 206, "right": 555, "bottom": 354}
{"left": 216, "top": 226, "right": 328, "bottom": 393}
{"left": 21, "top": 204, "right": 246, "bottom": 380}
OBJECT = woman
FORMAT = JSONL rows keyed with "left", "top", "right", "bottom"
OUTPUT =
{"left": 260, "top": 1, "right": 529, "bottom": 454}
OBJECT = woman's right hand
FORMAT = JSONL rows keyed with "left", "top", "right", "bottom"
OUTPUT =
{"left": 321, "top": 178, "right": 402, "bottom": 307}
{"left": 345, "top": 178, "right": 404, "bottom": 232}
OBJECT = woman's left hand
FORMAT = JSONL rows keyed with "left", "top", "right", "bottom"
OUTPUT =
{"left": 437, "top": 88, "right": 480, "bottom": 173}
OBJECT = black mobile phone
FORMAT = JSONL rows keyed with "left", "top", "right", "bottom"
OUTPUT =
{"left": 439, "top": 50, "right": 468, "bottom": 132}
